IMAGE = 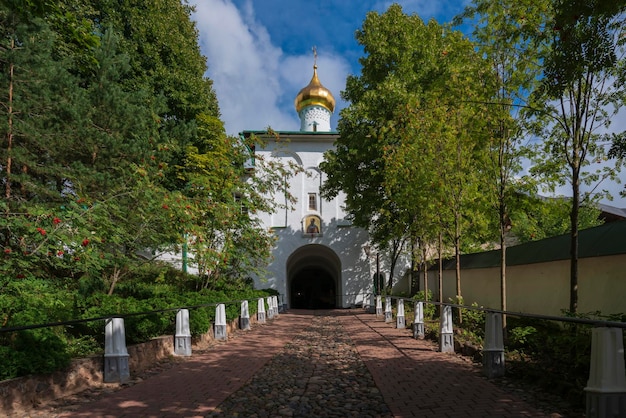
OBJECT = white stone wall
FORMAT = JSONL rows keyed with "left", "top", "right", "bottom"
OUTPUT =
{"left": 254, "top": 134, "right": 373, "bottom": 307}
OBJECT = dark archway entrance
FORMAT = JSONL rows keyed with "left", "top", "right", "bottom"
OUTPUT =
{"left": 290, "top": 268, "right": 335, "bottom": 309}
{"left": 286, "top": 244, "right": 341, "bottom": 309}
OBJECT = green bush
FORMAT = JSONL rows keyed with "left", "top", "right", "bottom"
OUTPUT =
{"left": 504, "top": 316, "right": 595, "bottom": 409}
{"left": 0, "top": 278, "right": 76, "bottom": 380}
{"left": 460, "top": 302, "right": 485, "bottom": 339}
{"left": 0, "top": 271, "right": 275, "bottom": 380}
{"left": 65, "top": 335, "right": 101, "bottom": 358}
{"left": 508, "top": 325, "right": 537, "bottom": 349}
{"left": 0, "top": 346, "right": 20, "bottom": 381}
{"left": 2, "top": 329, "right": 71, "bottom": 378}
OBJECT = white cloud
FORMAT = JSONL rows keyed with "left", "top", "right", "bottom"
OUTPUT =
{"left": 189, "top": 0, "right": 350, "bottom": 135}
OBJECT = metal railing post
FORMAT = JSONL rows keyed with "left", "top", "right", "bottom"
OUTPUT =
{"left": 257, "top": 298, "right": 266, "bottom": 323}
{"left": 240, "top": 300, "right": 251, "bottom": 331}
{"left": 214, "top": 304, "right": 227, "bottom": 341}
{"left": 396, "top": 299, "right": 405, "bottom": 329}
{"left": 267, "top": 296, "right": 275, "bottom": 319}
{"left": 384, "top": 296, "right": 393, "bottom": 323}
{"left": 585, "top": 327, "right": 626, "bottom": 418}
{"left": 483, "top": 312, "right": 505, "bottom": 378}
{"left": 272, "top": 296, "right": 279, "bottom": 317}
{"left": 413, "top": 301, "right": 425, "bottom": 339}
{"left": 104, "top": 317, "right": 130, "bottom": 383}
{"left": 174, "top": 309, "right": 192, "bottom": 356}
{"left": 439, "top": 305, "right": 454, "bottom": 353}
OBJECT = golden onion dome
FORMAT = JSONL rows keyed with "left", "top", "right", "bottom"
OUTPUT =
{"left": 294, "top": 65, "right": 335, "bottom": 113}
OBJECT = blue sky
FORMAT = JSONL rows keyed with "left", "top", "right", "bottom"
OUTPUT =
{"left": 189, "top": 0, "right": 625, "bottom": 206}
{"left": 189, "top": 0, "right": 468, "bottom": 135}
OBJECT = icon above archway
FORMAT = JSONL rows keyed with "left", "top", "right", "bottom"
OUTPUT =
{"left": 303, "top": 215, "right": 321, "bottom": 236}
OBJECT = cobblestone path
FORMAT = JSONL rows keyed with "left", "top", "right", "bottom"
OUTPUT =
{"left": 208, "top": 313, "right": 392, "bottom": 417}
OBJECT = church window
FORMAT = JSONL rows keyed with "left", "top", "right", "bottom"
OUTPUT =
{"left": 308, "top": 193, "right": 317, "bottom": 211}
{"left": 234, "top": 193, "right": 248, "bottom": 214}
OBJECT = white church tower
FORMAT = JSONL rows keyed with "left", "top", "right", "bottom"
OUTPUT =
{"left": 242, "top": 54, "right": 372, "bottom": 309}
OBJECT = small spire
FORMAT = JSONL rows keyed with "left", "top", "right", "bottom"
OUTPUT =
{"left": 312, "top": 45, "right": 317, "bottom": 68}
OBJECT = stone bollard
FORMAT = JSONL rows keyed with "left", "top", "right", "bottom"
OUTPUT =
{"left": 240, "top": 300, "right": 251, "bottom": 331}
{"left": 482, "top": 312, "right": 505, "bottom": 378}
{"left": 384, "top": 297, "right": 393, "bottom": 323}
{"left": 272, "top": 296, "right": 279, "bottom": 316}
{"left": 439, "top": 305, "right": 454, "bottom": 353}
{"left": 396, "top": 299, "right": 405, "bottom": 329}
{"left": 257, "top": 298, "right": 266, "bottom": 324}
{"left": 585, "top": 327, "right": 626, "bottom": 418}
{"left": 413, "top": 301, "right": 425, "bottom": 339}
{"left": 214, "top": 304, "right": 227, "bottom": 341}
{"left": 367, "top": 293, "right": 376, "bottom": 313}
{"left": 376, "top": 295, "right": 383, "bottom": 317}
{"left": 267, "top": 296, "right": 275, "bottom": 319}
{"left": 174, "top": 309, "right": 192, "bottom": 356}
{"left": 104, "top": 317, "right": 130, "bottom": 383}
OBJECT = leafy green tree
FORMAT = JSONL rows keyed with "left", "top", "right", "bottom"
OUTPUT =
{"left": 0, "top": 2, "right": 169, "bottom": 293}
{"left": 0, "top": 4, "right": 92, "bottom": 283}
{"left": 322, "top": 4, "right": 494, "bottom": 295}
{"left": 456, "top": 0, "right": 548, "bottom": 323}
{"left": 0, "top": 0, "right": 288, "bottom": 301}
{"left": 528, "top": 1, "right": 626, "bottom": 313}
{"left": 95, "top": 0, "right": 217, "bottom": 122}
{"left": 94, "top": 0, "right": 219, "bottom": 172}
{"left": 175, "top": 124, "right": 300, "bottom": 289}
{"left": 509, "top": 195, "right": 601, "bottom": 244}
{"left": 321, "top": 5, "right": 438, "bottom": 291}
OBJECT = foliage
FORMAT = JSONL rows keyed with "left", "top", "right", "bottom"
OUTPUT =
{"left": 505, "top": 317, "right": 594, "bottom": 408}
{"left": 455, "top": 0, "right": 551, "bottom": 319}
{"left": 507, "top": 325, "right": 537, "bottom": 348}
{"left": 509, "top": 195, "right": 602, "bottom": 243}
{"left": 321, "top": 4, "right": 495, "bottom": 292}
{"left": 524, "top": 1, "right": 626, "bottom": 312}
{"left": 460, "top": 302, "right": 486, "bottom": 339}
{"left": 0, "top": 329, "right": 71, "bottom": 380}
{"left": 457, "top": 0, "right": 626, "bottom": 314}
{"left": 0, "top": 0, "right": 281, "bottom": 297}
{"left": 0, "top": 273, "right": 274, "bottom": 380}
{"left": 170, "top": 122, "right": 285, "bottom": 290}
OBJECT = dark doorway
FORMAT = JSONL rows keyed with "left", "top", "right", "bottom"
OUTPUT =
{"left": 290, "top": 268, "right": 336, "bottom": 309}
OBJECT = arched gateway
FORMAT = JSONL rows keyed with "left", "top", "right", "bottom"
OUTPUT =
{"left": 287, "top": 244, "right": 341, "bottom": 309}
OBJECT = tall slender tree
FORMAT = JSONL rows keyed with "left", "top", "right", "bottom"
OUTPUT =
{"left": 528, "top": 1, "right": 626, "bottom": 313}
{"left": 322, "top": 4, "right": 494, "bottom": 296}
{"left": 456, "top": 0, "right": 547, "bottom": 324}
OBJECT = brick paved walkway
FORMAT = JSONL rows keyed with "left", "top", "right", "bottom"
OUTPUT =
{"left": 338, "top": 312, "right": 547, "bottom": 418}
{"left": 57, "top": 312, "right": 313, "bottom": 418}
{"left": 54, "top": 310, "right": 553, "bottom": 418}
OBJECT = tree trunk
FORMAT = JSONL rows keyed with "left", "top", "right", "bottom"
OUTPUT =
{"left": 570, "top": 170, "right": 580, "bottom": 313}
{"left": 422, "top": 244, "right": 428, "bottom": 302}
{"left": 438, "top": 231, "right": 443, "bottom": 311}
{"left": 455, "top": 210, "right": 462, "bottom": 323}
{"left": 500, "top": 203, "right": 507, "bottom": 330}
{"left": 108, "top": 266, "right": 122, "bottom": 295}
{"left": 5, "top": 42, "right": 14, "bottom": 201}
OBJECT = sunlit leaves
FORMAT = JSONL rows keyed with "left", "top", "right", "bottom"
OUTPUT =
{"left": 322, "top": 4, "right": 496, "bottom": 290}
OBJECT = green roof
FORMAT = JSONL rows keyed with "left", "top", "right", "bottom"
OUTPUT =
{"left": 440, "top": 220, "right": 626, "bottom": 270}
